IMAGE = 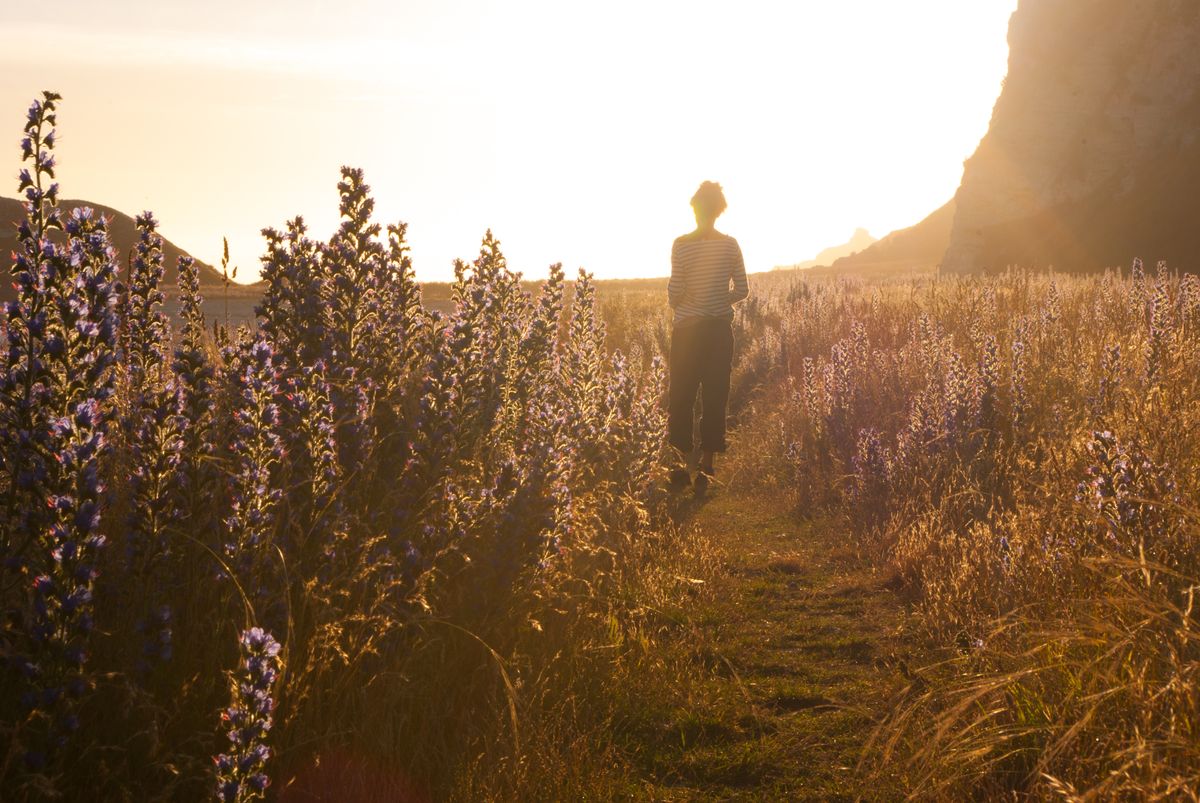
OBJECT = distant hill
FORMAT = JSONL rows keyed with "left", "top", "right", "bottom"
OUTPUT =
{"left": 830, "top": 200, "right": 955, "bottom": 274}
{"left": 0, "top": 196, "right": 262, "bottom": 302}
{"left": 783, "top": 228, "right": 877, "bottom": 270}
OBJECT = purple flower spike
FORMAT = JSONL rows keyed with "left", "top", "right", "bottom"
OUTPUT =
{"left": 215, "top": 627, "right": 282, "bottom": 802}
{"left": 1, "top": 91, "right": 118, "bottom": 763}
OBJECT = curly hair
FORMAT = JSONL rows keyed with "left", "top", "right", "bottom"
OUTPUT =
{"left": 690, "top": 181, "right": 727, "bottom": 218}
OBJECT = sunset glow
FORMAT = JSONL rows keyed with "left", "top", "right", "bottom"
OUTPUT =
{"left": 2, "top": 0, "right": 1017, "bottom": 281}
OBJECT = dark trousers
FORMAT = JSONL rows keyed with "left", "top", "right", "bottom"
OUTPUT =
{"left": 668, "top": 317, "right": 733, "bottom": 454}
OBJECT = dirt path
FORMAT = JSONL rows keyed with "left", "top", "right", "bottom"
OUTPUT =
{"left": 631, "top": 489, "right": 911, "bottom": 801}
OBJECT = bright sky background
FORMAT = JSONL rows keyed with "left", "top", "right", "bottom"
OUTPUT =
{"left": 2, "top": 0, "right": 1017, "bottom": 283}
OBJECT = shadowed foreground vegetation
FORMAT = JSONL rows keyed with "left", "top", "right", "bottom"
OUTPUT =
{"left": 0, "top": 93, "right": 680, "bottom": 802}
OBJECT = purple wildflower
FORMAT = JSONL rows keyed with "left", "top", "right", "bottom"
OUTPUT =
{"left": 1146, "top": 278, "right": 1172, "bottom": 389}
{"left": 214, "top": 627, "right": 282, "bottom": 803}
{"left": 223, "top": 334, "right": 284, "bottom": 584}
{"left": 0, "top": 92, "right": 118, "bottom": 761}
{"left": 1077, "top": 430, "right": 1181, "bottom": 558}
{"left": 1010, "top": 323, "right": 1028, "bottom": 432}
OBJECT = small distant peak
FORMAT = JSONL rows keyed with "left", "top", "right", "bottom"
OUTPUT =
{"left": 849, "top": 228, "right": 876, "bottom": 248}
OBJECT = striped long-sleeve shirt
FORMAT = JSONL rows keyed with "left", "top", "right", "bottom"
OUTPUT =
{"left": 668, "top": 233, "right": 749, "bottom": 323}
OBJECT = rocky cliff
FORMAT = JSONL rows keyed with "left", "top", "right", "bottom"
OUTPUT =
{"left": 943, "top": 0, "right": 1200, "bottom": 273}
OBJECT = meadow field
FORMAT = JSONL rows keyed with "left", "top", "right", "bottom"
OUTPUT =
{"left": 3, "top": 92, "right": 1200, "bottom": 801}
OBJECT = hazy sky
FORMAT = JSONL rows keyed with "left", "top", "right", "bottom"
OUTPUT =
{"left": 2, "top": 1, "right": 1017, "bottom": 282}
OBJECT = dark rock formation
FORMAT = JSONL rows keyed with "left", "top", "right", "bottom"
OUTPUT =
{"left": 943, "top": 0, "right": 1200, "bottom": 273}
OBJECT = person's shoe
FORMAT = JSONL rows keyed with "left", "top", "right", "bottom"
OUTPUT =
{"left": 669, "top": 468, "right": 690, "bottom": 492}
{"left": 693, "top": 471, "right": 710, "bottom": 499}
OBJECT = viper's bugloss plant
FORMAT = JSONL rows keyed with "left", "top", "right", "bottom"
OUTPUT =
{"left": 124, "top": 213, "right": 185, "bottom": 574}
{"left": 564, "top": 270, "right": 607, "bottom": 428}
{"left": 1146, "top": 276, "right": 1172, "bottom": 390}
{"left": 976, "top": 333, "right": 1000, "bottom": 430}
{"left": 124, "top": 372, "right": 186, "bottom": 667}
{"left": 171, "top": 254, "right": 220, "bottom": 532}
{"left": 214, "top": 627, "right": 282, "bottom": 803}
{"left": 378, "top": 221, "right": 425, "bottom": 389}
{"left": 1010, "top": 323, "right": 1028, "bottom": 431}
{"left": 1180, "top": 272, "right": 1199, "bottom": 331}
{"left": 257, "top": 217, "right": 327, "bottom": 369}
{"left": 0, "top": 91, "right": 118, "bottom": 769}
{"left": 1077, "top": 429, "right": 1181, "bottom": 560}
{"left": 124, "top": 212, "right": 170, "bottom": 397}
{"left": 849, "top": 427, "right": 890, "bottom": 533}
{"left": 223, "top": 335, "right": 283, "bottom": 587}
{"left": 284, "top": 359, "right": 343, "bottom": 570}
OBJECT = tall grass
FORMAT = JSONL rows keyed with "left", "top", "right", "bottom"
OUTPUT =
{"left": 731, "top": 256, "right": 1200, "bottom": 797}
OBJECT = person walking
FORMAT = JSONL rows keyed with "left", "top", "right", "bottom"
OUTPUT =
{"left": 667, "top": 181, "right": 749, "bottom": 497}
